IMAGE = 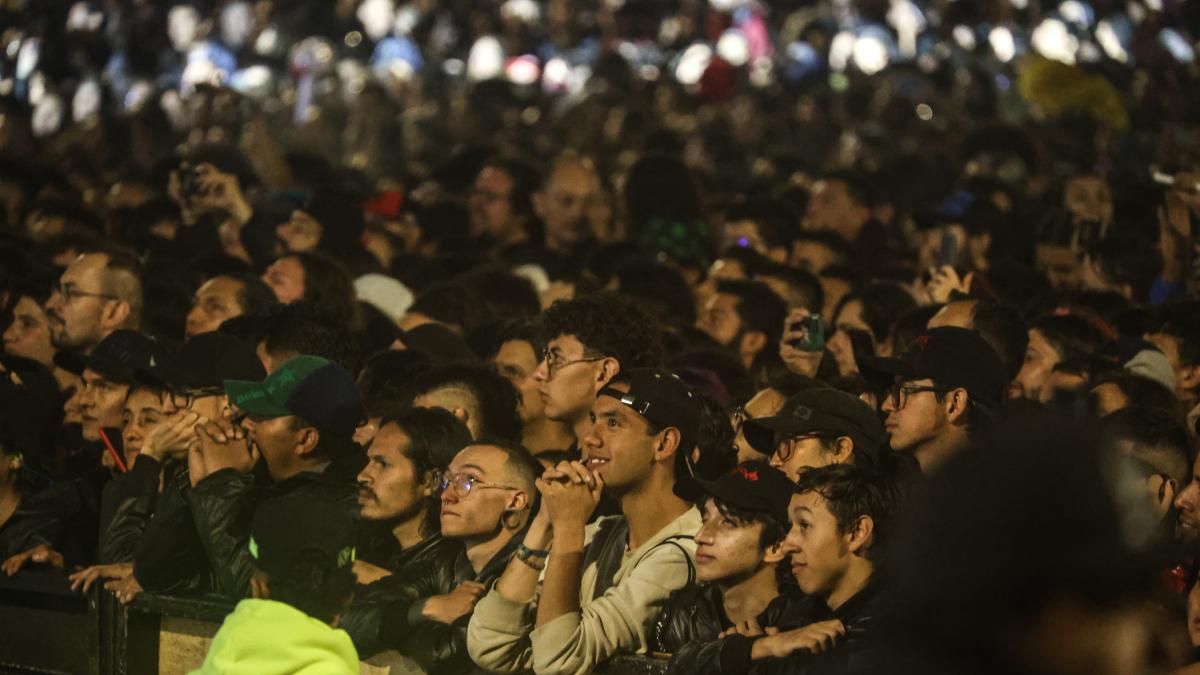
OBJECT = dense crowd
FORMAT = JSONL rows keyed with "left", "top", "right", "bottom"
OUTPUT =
{"left": 2, "top": 0, "right": 1200, "bottom": 674}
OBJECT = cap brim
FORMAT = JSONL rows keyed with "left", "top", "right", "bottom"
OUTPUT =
{"left": 857, "top": 355, "right": 922, "bottom": 386}
{"left": 224, "top": 379, "right": 292, "bottom": 418}
{"left": 673, "top": 476, "right": 719, "bottom": 504}
{"left": 743, "top": 416, "right": 812, "bottom": 455}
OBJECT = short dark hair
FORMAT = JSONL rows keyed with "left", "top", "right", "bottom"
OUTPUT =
{"left": 756, "top": 263, "right": 823, "bottom": 313}
{"left": 261, "top": 302, "right": 362, "bottom": 374}
{"left": 379, "top": 406, "right": 474, "bottom": 536}
{"left": 833, "top": 282, "right": 918, "bottom": 344}
{"left": 359, "top": 350, "right": 435, "bottom": 419}
{"left": 615, "top": 258, "right": 697, "bottom": 327}
{"left": 1151, "top": 301, "right": 1200, "bottom": 368}
{"left": 725, "top": 197, "right": 799, "bottom": 250}
{"left": 459, "top": 266, "right": 541, "bottom": 320}
{"left": 293, "top": 252, "right": 356, "bottom": 322}
{"left": 970, "top": 300, "right": 1028, "bottom": 382}
{"left": 481, "top": 156, "right": 542, "bottom": 228}
{"left": 712, "top": 497, "right": 789, "bottom": 549}
{"left": 467, "top": 437, "right": 544, "bottom": 514}
{"left": 692, "top": 388, "right": 738, "bottom": 481}
{"left": 412, "top": 364, "right": 523, "bottom": 442}
{"left": 489, "top": 317, "right": 547, "bottom": 361}
{"left": 793, "top": 464, "right": 900, "bottom": 561}
{"left": 1101, "top": 406, "right": 1191, "bottom": 486}
{"left": 792, "top": 230, "right": 851, "bottom": 265}
{"left": 223, "top": 272, "right": 280, "bottom": 318}
{"left": 716, "top": 280, "right": 787, "bottom": 344}
{"left": 1087, "top": 234, "right": 1161, "bottom": 303}
{"left": 408, "top": 281, "right": 490, "bottom": 334}
{"left": 1089, "top": 370, "right": 1182, "bottom": 420}
{"left": 263, "top": 548, "right": 354, "bottom": 625}
{"left": 542, "top": 293, "right": 667, "bottom": 370}
{"left": 1031, "top": 312, "right": 1108, "bottom": 365}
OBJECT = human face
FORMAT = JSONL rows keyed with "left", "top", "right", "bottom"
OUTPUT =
{"left": 538, "top": 162, "right": 601, "bottom": 250}
{"left": 1064, "top": 175, "right": 1113, "bottom": 226}
{"left": 694, "top": 497, "right": 770, "bottom": 584}
{"left": 493, "top": 339, "right": 545, "bottom": 424}
{"left": 769, "top": 432, "right": 840, "bottom": 483}
{"left": 534, "top": 334, "right": 606, "bottom": 425}
{"left": 185, "top": 276, "right": 246, "bottom": 339}
{"left": 791, "top": 240, "right": 840, "bottom": 274}
{"left": 3, "top": 296, "right": 56, "bottom": 366}
{"left": 78, "top": 368, "right": 129, "bottom": 442}
{"left": 161, "top": 388, "right": 227, "bottom": 423}
{"left": 781, "top": 491, "right": 852, "bottom": 598}
{"left": 276, "top": 209, "right": 322, "bottom": 254}
{"left": 927, "top": 300, "right": 975, "bottom": 330}
{"left": 1014, "top": 329, "right": 1060, "bottom": 401}
{"left": 357, "top": 423, "right": 430, "bottom": 523}
{"left": 1145, "top": 331, "right": 1192, "bottom": 401}
{"left": 580, "top": 383, "right": 658, "bottom": 492}
{"left": 698, "top": 293, "right": 743, "bottom": 348}
{"left": 805, "top": 180, "right": 867, "bottom": 240}
{"left": 733, "top": 388, "right": 787, "bottom": 463}
{"left": 469, "top": 167, "right": 517, "bottom": 240}
{"left": 1089, "top": 382, "right": 1129, "bottom": 417}
{"left": 44, "top": 253, "right": 115, "bottom": 352}
{"left": 240, "top": 414, "right": 304, "bottom": 480}
{"left": 121, "top": 388, "right": 165, "bottom": 457}
{"left": 439, "top": 445, "right": 521, "bottom": 539}
{"left": 881, "top": 378, "right": 947, "bottom": 454}
{"left": 832, "top": 300, "right": 870, "bottom": 337}
{"left": 262, "top": 256, "right": 305, "bottom": 305}
{"left": 1174, "top": 453, "right": 1200, "bottom": 549}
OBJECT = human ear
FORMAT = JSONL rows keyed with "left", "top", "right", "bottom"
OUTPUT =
{"left": 656, "top": 428, "right": 682, "bottom": 463}
{"left": 1180, "top": 365, "right": 1200, "bottom": 392}
{"left": 945, "top": 388, "right": 969, "bottom": 423}
{"left": 833, "top": 437, "right": 854, "bottom": 464}
{"left": 846, "top": 515, "right": 875, "bottom": 555}
{"left": 103, "top": 299, "right": 131, "bottom": 331}
{"left": 763, "top": 540, "right": 787, "bottom": 565}
{"left": 596, "top": 358, "right": 620, "bottom": 389}
{"left": 296, "top": 427, "right": 320, "bottom": 457}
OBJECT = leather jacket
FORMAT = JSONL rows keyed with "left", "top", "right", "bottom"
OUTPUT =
{"left": 750, "top": 583, "right": 890, "bottom": 675}
{"left": 99, "top": 456, "right": 186, "bottom": 563}
{"left": 652, "top": 582, "right": 803, "bottom": 675}
{"left": 346, "top": 532, "right": 522, "bottom": 674}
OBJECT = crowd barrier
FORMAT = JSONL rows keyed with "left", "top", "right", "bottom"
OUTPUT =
{"left": 0, "top": 570, "right": 669, "bottom": 675}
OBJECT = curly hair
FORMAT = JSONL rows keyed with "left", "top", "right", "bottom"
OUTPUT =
{"left": 541, "top": 292, "right": 666, "bottom": 370}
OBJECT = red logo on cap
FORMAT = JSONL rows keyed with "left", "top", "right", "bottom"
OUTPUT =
{"left": 738, "top": 467, "right": 760, "bottom": 482}
{"left": 916, "top": 335, "right": 932, "bottom": 352}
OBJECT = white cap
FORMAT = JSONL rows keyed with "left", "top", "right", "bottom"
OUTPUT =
{"left": 355, "top": 273, "right": 414, "bottom": 324}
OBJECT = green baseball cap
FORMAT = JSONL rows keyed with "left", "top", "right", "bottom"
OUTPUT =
{"left": 224, "top": 355, "right": 364, "bottom": 435}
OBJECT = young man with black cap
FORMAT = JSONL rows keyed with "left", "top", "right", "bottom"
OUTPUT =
{"left": 653, "top": 461, "right": 799, "bottom": 674}
{"left": 861, "top": 326, "right": 1008, "bottom": 473}
{"left": 742, "top": 386, "right": 885, "bottom": 483}
{"left": 468, "top": 368, "right": 702, "bottom": 674}
{"left": 191, "top": 491, "right": 360, "bottom": 674}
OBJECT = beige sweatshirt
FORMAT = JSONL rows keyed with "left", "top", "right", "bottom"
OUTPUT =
{"left": 466, "top": 508, "right": 701, "bottom": 675}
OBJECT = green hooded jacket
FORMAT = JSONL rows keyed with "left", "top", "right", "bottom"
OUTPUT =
{"left": 191, "top": 598, "right": 359, "bottom": 675}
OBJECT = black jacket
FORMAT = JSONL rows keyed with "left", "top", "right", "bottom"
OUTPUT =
{"left": 133, "top": 468, "right": 213, "bottom": 595}
{"left": 653, "top": 583, "right": 803, "bottom": 675}
{"left": 749, "top": 583, "right": 890, "bottom": 675}
{"left": 98, "top": 456, "right": 186, "bottom": 563}
{"left": 346, "top": 532, "right": 522, "bottom": 674}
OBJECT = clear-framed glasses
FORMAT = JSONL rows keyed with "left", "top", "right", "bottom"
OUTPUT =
{"left": 887, "top": 383, "right": 950, "bottom": 410}
{"left": 53, "top": 282, "right": 117, "bottom": 303}
{"left": 772, "top": 431, "right": 832, "bottom": 463}
{"left": 541, "top": 347, "right": 605, "bottom": 379}
{"left": 439, "top": 473, "right": 520, "bottom": 499}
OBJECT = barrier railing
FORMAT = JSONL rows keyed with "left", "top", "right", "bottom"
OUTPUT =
{"left": 0, "top": 571, "right": 669, "bottom": 675}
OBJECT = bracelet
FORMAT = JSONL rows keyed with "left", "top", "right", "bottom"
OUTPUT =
{"left": 515, "top": 554, "right": 545, "bottom": 571}
{"left": 517, "top": 543, "right": 550, "bottom": 560}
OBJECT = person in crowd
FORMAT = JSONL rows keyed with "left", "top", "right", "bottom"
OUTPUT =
{"left": 255, "top": 301, "right": 362, "bottom": 374}
{"left": 470, "top": 156, "right": 542, "bottom": 254}
{"left": 260, "top": 251, "right": 357, "bottom": 321}
{"left": 533, "top": 154, "right": 604, "bottom": 261}
{"left": 1089, "top": 369, "right": 1183, "bottom": 419}
{"left": 654, "top": 461, "right": 797, "bottom": 673}
{"left": 1013, "top": 312, "right": 1109, "bottom": 402}
{"left": 862, "top": 327, "right": 1008, "bottom": 473}
{"left": 1146, "top": 301, "right": 1200, "bottom": 413}
{"left": 184, "top": 273, "right": 278, "bottom": 339}
{"left": 534, "top": 293, "right": 667, "bottom": 451}
{"left": 927, "top": 298, "right": 1029, "bottom": 382}
{"left": 468, "top": 369, "right": 703, "bottom": 673}
{"left": 44, "top": 248, "right": 144, "bottom": 356}
{"left": 731, "top": 372, "right": 825, "bottom": 463}
{"left": 190, "top": 492, "right": 360, "bottom": 674}
{"left": 742, "top": 386, "right": 885, "bottom": 482}
{"left": 697, "top": 280, "right": 787, "bottom": 372}
{"left": 411, "top": 363, "right": 523, "bottom": 442}
{"left": 348, "top": 440, "right": 540, "bottom": 672}
{"left": 1101, "top": 406, "right": 1190, "bottom": 534}
{"left": 488, "top": 319, "right": 575, "bottom": 456}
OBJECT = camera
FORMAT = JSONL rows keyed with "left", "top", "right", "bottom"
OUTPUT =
{"left": 788, "top": 315, "right": 826, "bottom": 352}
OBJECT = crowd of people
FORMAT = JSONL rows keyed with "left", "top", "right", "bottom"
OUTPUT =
{"left": 2, "top": 0, "right": 1200, "bottom": 674}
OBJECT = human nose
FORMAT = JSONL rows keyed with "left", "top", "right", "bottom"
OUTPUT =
{"left": 779, "top": 526, "right": 800, "bottom": 554}
{"left": 695, "top": 519, "right": 717, "bottom": 545}
{"left": 533, "top": 357, "right": 550, "bottom": 383}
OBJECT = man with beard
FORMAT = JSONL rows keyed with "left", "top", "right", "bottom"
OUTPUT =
{"left": 45, "top": 249, "right": 143, "bottom": 355}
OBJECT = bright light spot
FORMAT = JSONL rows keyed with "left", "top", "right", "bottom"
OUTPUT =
{"left": 28, "top": 72, "right": 45, "bottom": 104}
{"left": 749, "top": 57, "right": 773, "bottom": 87}
{"left": 467, "top": 36, "right": 505, "bottom": 81}
{"left": 32, "top": 95, "right": 63, "bottom": 137}
{"left": 443, "top": 58, "right": 465, "bottom": 76}
{"left": 989, "top": 26, "right": 1016, "bottom": 62}
{"left": 829, "top": 31, "right": 856, "bottom": 71}
{"left": 953, "top": 26, "right": 976, "bottom": 50}
{"left": 357, "top": 0, "right": 395, "bottom": 41}
{"left": 502, "top": 0, "right": 540, "bottom": 23}
{"left": 1059, "top": 0, "right": 1093, "bottom": 28}
{"left": 852, "top": 35, "right": 889, "bottom": 75}
{"left": 1096, "top": 20, "right": 1128, "bottom": 62}
{"left": 1160, "top": 29, "right": 1195, "bottom": 63}
{"left": 1009, "top": 0, "right": 1028, "bottom": 9}
{"left": 716, "top": 30, "right": 750, "bottom": 67}
{"left": 221, "top": 2, "right": 254, "bottom": 49}
{"left": 394, "top": 6, "right": 419, "bottom": 35}
{"left": 1032, "top": 18, "right": 1078, "bottom": 64}
{"left": 255, "top": 27, "right": 279, "bottom": 55}
{"left": 709, "top": 0, "right": 747, "bottom": 10}
{"left": 638, "top": 64, "right": 661, "bottom": 80}
{"left": 675, "top": 43, "right": 713, "bottom": 85}
{"left": 888, "top": 0, "right": 925, "bottom": 57}
{"left": 16, "top": 38, "right": 39, "bottom": 79}
{"left": 916, "top": 103, "right": 933, "bottom": 120}
{"left": 1145, "top": 0, "right": 1163, "bottom": 10}
{"left": 506, "top": 55, "right": 540, "bottom": 85}
{"left": 235, "top": 64, "right": 272, "bottom": 90}
{"left": 543, "top": 57, "right": 571, "bottom": 91}
{"left": 345, "top": 31, "right": 363, "bottom": 48}
{"left": 617, "top": 41, "right": 639, "bottom": 61}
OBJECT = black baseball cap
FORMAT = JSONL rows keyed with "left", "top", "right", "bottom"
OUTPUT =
{"left": 249, "top": 492, "right": 357, "bottom": 578}
{"left": 859, "top": 326, "right": 1009, "bottom": 410}
{"left": 55, "top": 330, "right": 163, "bottom": 385}
{"left": 138, "top": 331, "right": 265, "bottom": 390}
{"left": 598, "top": 369, "right": 701, "bottom": 454}
{"left": 225, "top": 356, "right": 364, "bottom": 436}
{"left": 675, "top": 461, "right": 794, "bottom": 524}
{"left": 743, "top": 387, "right": 884, "bottom": 463}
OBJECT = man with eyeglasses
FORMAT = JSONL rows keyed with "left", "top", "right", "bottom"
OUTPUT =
{"left": 741, "top": 386, "right": 884, "bottom": 483}
{"left": 44, "top": 249, "right": 143, "bottom": 355}
{"left": 861, "top": 327, "right": 1008, "bottom": 474}
{"left": 469, "top": 369, "right": 702, "bottom": 674}
{"left": 534, "top": 293, "right": 667, "bottom": 454}
{"left": 348, "top": 439, "right": 540, "bottom": 673}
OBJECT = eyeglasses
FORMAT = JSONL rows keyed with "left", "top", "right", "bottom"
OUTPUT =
{"left": 887, "top": 383, "right": 951, "bottom": 410}
{"left": 439, "top": 473, "right": 520, "bottom": 499}
{"left": 541, "top": 348, "right": 605, "bottom": 379}
{"left": 53, "top": 283, "right": 117, "bottom": 303}
{"left": 772, "top": 432, "right": 832, "bottom": 463}
{"left": 168, "top": 386, "right": 225, "bottom": 410}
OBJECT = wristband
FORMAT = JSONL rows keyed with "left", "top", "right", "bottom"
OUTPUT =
{"left": 515, "top": 554, "right": 545, "bottom": 571}
{"left": 517, "top": 543, "right": 550, "bottom": 561}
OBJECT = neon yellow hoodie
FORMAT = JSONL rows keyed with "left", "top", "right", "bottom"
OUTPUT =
{"left": 190, "top": 599, "right": 359, "bottom": 675}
